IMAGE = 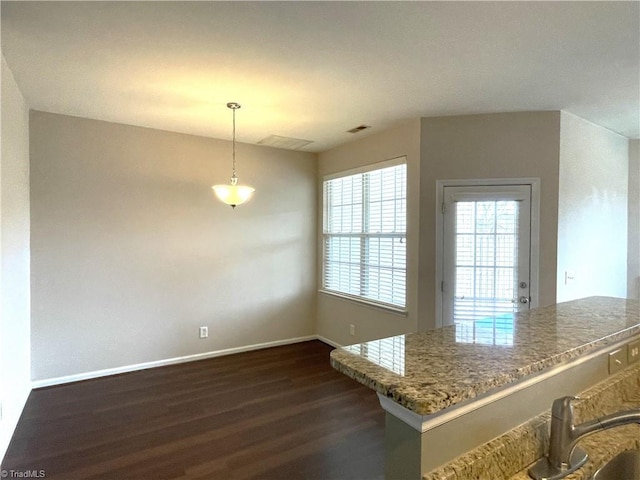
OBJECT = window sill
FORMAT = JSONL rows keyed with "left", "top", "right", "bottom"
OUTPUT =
{"left": 318, "top": 289, "right": 408, "bottom": 316}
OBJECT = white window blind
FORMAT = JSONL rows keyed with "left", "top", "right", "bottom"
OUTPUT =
{"left": 322, "top": 161, "right": 407, "bottom": 309}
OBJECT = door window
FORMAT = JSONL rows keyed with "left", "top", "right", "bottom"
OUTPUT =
{"left": 442, "top": 185, "right": 532, "bottom": 334}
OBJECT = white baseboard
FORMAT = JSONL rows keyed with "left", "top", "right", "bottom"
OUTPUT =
{"left": 32, "top": 335, "right": 325, "bottom": 389}
{"left": 316, "top": 335, "right": 342, "bottom": 349}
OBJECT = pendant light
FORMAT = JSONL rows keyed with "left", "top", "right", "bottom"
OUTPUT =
{"left": 212, "top": 102, "right": 255, "bottom": 208}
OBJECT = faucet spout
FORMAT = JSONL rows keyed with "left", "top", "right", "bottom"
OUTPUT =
{"left": 586, "top": 410, "right": 640, "bottom": 432}
{"left": 564, "top": 409, "right": 640, "bottom": 463}
{"left": 529, "top": 396, "right": 640, "bottom": 480}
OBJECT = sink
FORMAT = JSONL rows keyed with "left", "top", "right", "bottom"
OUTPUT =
{"left": 591, "top": 449, "right": 640, "bottom": 480}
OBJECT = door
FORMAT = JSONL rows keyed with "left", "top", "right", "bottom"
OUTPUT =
{"left": 442, "top": 185, "right": 532, "bottom": 331}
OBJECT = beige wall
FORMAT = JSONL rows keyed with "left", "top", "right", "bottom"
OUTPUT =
{"left": 30, "top": 112, "right": 317, "bottom": 381}
{"left": 317, "top": 119, "right": 421, "bottom": 346}
{"left": 628, "top": 139, "right": 640, "bottom": 300}
{"left": 557, "top": 112, "right": 629, "bottom": 302}
{"left": 0, "top": 55, "right": 32, "bottom": 459}
{"left": 419, "top": 112, "right": 561, "bottom": 330}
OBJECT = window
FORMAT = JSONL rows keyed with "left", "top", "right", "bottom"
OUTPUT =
{"left": 322, "top": 159, "right": 407, "bottom": 309}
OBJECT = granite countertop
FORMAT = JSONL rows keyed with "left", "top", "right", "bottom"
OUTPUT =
{"left": 424, "top": 364, "right": 640, "bottom": 480}
{"left": 330, "top": 296, "right": 640, "bottom": 416}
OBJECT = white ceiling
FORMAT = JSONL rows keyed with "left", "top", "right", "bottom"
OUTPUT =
{"left": 2, "top": 1, "right": 639, "bottom": 152}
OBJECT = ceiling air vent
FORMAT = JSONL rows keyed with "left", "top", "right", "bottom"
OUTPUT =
{"left": 347, "top": 125, "right": 371, "bottom": 134}
{"left": 257, "top": 135, "right": 314, "bottom": 151}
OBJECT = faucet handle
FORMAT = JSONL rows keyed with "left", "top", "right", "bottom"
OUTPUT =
{"left": 551, "top": 395, "right": 580, "bottom": 419}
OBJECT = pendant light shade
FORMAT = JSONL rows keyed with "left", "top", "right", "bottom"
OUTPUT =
{"left": 212, "top": 102, "right": 255, "bottom": 208}
{"left": 212, "top": 177, "right": 255, "bottom": 206}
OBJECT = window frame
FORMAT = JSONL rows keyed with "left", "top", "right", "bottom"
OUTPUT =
{"left": 320, "top": 156, "right": 408, "bottom": 313}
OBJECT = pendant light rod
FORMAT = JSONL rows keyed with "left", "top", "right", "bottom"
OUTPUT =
{"left": 227, "top": 102, "right": 240, "bottom": 179}
{"left": 212, "top": 102, "right": 255, "bottom": 208}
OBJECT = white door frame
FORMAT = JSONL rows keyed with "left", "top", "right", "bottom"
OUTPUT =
{"left": 435, "top": 178, "right": 541, "bottom": 328}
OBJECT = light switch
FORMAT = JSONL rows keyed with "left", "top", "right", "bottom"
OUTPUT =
{"left": 565, "top": 271, "right": 575, "bottom": 285}
{"left": 608, "top": 348, "right": 625, "bottom": 374}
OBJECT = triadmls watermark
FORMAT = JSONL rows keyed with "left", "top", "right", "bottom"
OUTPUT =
{"left": 1, "top": 470, "right": 46, "bottom": 479}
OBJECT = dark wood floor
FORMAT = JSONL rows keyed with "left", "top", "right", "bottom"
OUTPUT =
{"left": 2, "top": 341, "right": 385, "bottom": 480}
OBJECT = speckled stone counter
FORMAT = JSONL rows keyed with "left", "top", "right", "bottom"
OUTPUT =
{"left": 423, "top": 364, "right": 639, "bottom": 480}
{"left": 330, "top": 296, "right": 640, "bottom": 416}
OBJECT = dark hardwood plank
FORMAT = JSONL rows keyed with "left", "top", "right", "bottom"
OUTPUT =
{"left": 1, "top": 341, "right": 384, "bottom": 480}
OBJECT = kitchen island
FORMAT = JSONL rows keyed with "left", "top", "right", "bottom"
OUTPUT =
{"left": 330, "top": 296, "right": 640, "bottom": 479}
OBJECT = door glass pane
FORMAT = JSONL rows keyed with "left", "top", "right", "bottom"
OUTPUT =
{"left": 453, "top": 200, "right": 520, "bottom": 328}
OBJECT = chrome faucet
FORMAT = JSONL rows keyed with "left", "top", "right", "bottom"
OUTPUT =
{"left": 528, "top": 396, "right": 640, "bottom": 480}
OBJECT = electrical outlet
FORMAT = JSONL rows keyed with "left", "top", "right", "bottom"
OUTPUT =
{"left": 199, "top": 326, "right": 208, "bottom": 339}
{"left": 349, "top": 324, "right": 355, "bottom": 336}
{"left": 628, "top": 340, "right": 640, "bottom": 364}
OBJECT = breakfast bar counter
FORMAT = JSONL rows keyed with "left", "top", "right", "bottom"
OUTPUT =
{"left": 330, "top": 296, "right": 640, "bottom": 416}
{"left": 329, "top": 296, "right": 640, "bottom": 479}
